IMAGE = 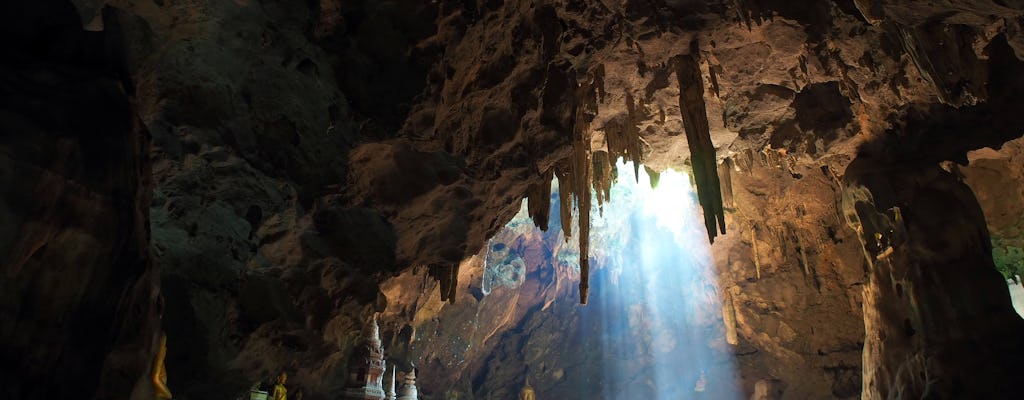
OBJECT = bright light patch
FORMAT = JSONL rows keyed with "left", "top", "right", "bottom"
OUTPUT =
{"left": 627, "top": 165, "right": 698, "bottom": 241}
{"left": 483, "top": 159, "right": 741, "bottom": 399}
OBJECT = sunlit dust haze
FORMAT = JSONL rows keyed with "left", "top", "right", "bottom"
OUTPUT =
{"left": 483, "top": 159, "right": 741, "bottom": 399}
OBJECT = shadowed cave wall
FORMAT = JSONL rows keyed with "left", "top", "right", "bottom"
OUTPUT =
{"left": 2, "top": 0, "right": 1024, "bottom": 399}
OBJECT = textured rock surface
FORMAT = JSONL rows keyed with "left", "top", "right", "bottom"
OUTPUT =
{"left": 713, "top": 155, "right": 867, "bottom": 399}
{"left": 0, "top": 2, "right": 160, "bottom": 398}
{"left": 844, "top": 160, "right": 1024, "bottom": 399}
{"left": 963, "top": 137, "right": 1024, "bottom": 280}
{"left": 2, "top": 0, "right": 1024, "bottom": 399}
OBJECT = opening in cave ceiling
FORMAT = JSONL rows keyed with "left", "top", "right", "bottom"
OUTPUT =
{"left": 482, "top": 159, "right": 741, "bottom": 399}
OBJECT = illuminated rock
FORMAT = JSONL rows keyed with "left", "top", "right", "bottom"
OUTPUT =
{"left": 482, "top": 239, "right": 527, "bottom": 295}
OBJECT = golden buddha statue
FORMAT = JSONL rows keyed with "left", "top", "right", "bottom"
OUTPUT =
{"left": 518, "top": 377, "right": 535, "bottom": 400}
{"left": 273, "top": 372, "right": 288, "bottom": 400}
{"left": 152, "top": 333, "right": 172, "bottom": 399}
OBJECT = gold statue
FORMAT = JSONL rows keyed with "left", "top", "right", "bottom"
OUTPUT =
{"left": 518, "top": 377, "right": 535, "bottom": 400}
{"left": 273, "top": 372, "right": 288, "bottom": 400}
{"left": 152, "top": 333, "right": 172, "bottom": 399}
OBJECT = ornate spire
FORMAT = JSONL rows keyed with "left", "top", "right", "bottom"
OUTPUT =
{"left": 342, "top": 314, "right": 387, "bottom": 399}
{"left": 385, "top": 366, "right": 397, "bottom": 400}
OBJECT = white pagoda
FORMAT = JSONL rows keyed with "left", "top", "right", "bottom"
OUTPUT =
{"left": 342, "top": 315, "right": 387, "bottom": 400}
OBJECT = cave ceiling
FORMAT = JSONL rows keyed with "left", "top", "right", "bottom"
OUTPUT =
{"left": 3, "top": 0, "right": 1024, "bottom": 399}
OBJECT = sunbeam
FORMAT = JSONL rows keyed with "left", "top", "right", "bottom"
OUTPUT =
{"left": 483, "top": 159, "right": 741, "bottom": 399}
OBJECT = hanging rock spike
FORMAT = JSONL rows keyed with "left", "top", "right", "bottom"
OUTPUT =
{"left": 673, "top": 44, "right": 727, "bottom": 243}
{"left": 527, "top": 169, "right": 554, "bottom": 231}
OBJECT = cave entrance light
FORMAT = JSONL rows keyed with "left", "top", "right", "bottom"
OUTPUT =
{"left": 482, "top": 158, "right": 741, "bottom": 399}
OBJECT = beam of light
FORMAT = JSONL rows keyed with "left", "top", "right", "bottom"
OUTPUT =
{"left": 483, "top": 158, "right": 741, "bottom": 399}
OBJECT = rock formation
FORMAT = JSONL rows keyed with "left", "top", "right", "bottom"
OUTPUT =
{"left": 844, "top": 159, "right": 1024, "bottom": 399}
{"left": 0, "top": 2, "right": 161, "bottom": 399}
{"left": 2, "top": 0, "right": 1024, "bottom": 399}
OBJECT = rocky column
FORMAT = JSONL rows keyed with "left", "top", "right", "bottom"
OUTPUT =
{"left": 843, "top": 159, "right": 1024, "bottom": 399}
{"left": 0, "top": 1, "right": 160, "bottom": 399}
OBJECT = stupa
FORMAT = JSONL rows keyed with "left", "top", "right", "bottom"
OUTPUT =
{"left": 396, "top": 368, "right": 419, "bottom": 400}
{"left": 342, "top": 315, "right": 387, "bottom": 400}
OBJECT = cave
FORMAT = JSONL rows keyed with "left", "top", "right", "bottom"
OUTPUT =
{"left": 2, "top": 1, "right": 1024, "bottom": 399}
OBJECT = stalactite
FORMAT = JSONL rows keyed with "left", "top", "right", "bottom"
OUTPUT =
{"left": 594, "top": 63, "right": 607, "bottom": 103}
{"left": 557, "top": 165, "right": 574, "bottom": 241}
{"left": 799, "top": 239, "right": 811, "bottom": 281}
{"left": 719, "top": 157, "right": 735, "bottom": 210}
{"left": 572, "top": 78, "right": 595, "bottom": 305}
{"left": 723, "top": 287, "right": 740, "bottom": 345}
{"left": 448, "top": 263, "right": 460, "bottom": 302}
{"left": 733, "top": 0, "right": 754, "bottom": 30}
{"left": 623, "top": 93, "right": 644, "bottom": 181}
{"left": 750, "top": 227, "right": 761, "bottom": 281}
{"left": 674, "top": 47, "right": 727, "bottom": 243}
{"left": 592, "top": 151, "right": 613, "bottom": 213}
{"left": 891, "top": 22, "right": 985, "bottom": 107}
{"left": 551, "top": 67, "right": 604, "bottom": 304}
{"left": 603, "top": 93, "right": 645, "bottom": 183}
{"left": 786, "top": 222, "right": 820, "bottom": 292}
{"left": 708, "top": 64, "right": 722, "bottom": 98}
{"left": 603, "top": 122, "right": 623, "bottom": 167}
{"left": 527, "top": 169, "right": 554, "bottom": 231}
{"left": 644, "top": 166, "right": 661, "bottom": 189}
{"left": 801, "top": 239, "right": 822, "bottom": 292}
{"left": 735, "top": 148, "right": 755, "bottom": 172}
{"left": 429, "top": 263, "right": 460, "bottom": 304}
{"left": 852, "top": 0, "right": 881, "bottom": 23}
{"left": 546, "top": 64, "right": 623, "bottom": 304}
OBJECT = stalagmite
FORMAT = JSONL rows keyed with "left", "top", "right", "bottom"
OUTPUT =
{"left": 674, "top": 47, "right": 727, "bottom": 243}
